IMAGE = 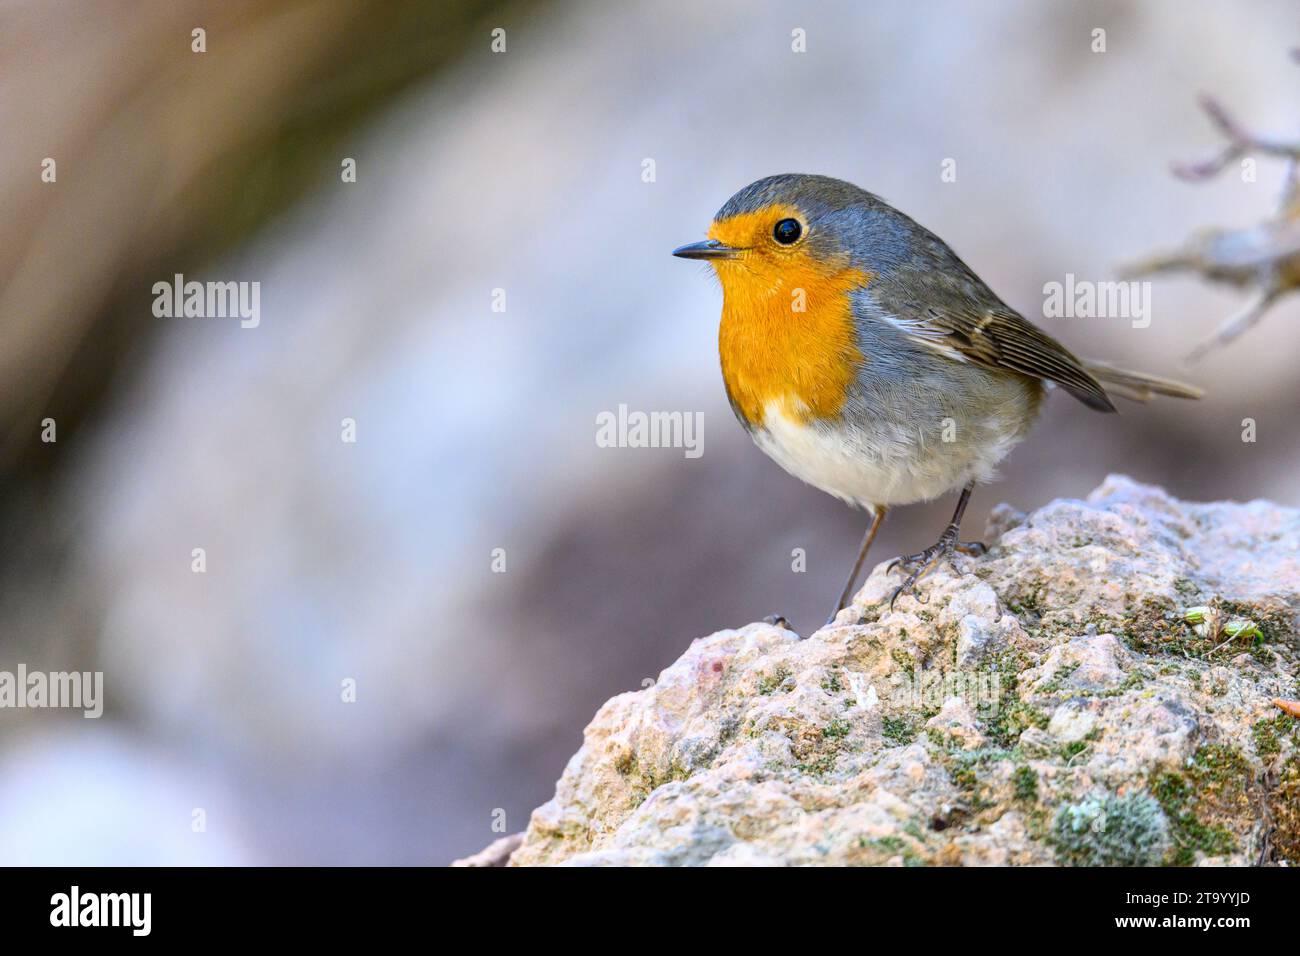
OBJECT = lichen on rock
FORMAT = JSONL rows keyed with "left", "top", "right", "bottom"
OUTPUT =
{"left": 508, "top": 476, "right": 1300, "bottom": 866}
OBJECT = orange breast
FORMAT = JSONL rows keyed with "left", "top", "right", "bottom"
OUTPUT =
{"left": 716, "top": 258, "right": 871, "bottom": 428}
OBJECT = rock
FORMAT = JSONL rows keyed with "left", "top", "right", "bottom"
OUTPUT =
{"left": 1047, "top": 701, "right": 1099, "bottom": 743}
{"left": 507, "top": 477, "right": 1300, "bottom": 867}
{"left": 926, "top": 697, "right": 987, "bottom": 749}
{"left": 1025, "top": 633, "right": 1130, "bottom": 694}
{"left": 450, "top": 833, "right": 523, "bottom": 867}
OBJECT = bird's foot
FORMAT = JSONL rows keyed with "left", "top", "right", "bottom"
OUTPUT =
{"left": 887, "top": 540, "right": 986, "bottom": 576}
{"left": 886, "top": 538, "right": 986, "bottom": 609}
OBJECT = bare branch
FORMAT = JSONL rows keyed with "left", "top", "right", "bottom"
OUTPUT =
{"left": 1185, "top": 284, "right": 1282, "bottom": 363}
{"left": 1125, "top": 51, "right": 1300, "bottom": 360}
{"left": 1173, "top": 95, "right": 1300, "bottom": 182}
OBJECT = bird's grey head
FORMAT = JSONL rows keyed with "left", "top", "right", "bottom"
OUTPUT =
{"left": 672, "top": 174, "right": 925, "bottom": 274}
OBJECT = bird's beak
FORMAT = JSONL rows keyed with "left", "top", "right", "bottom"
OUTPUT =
{"left": 672, "top": 239, "right": 741, "bottom": 260}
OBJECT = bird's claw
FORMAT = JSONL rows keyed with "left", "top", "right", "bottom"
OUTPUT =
{"left": 887, "top": 540, "right": 985, "bottom": 576}
{"left": 886, "top": 539, "right": 987, "bottom": 609}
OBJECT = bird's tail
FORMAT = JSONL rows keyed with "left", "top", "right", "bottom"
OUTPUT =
{"left": 1083, "top": 360, "right": 1204, "bottom": 403}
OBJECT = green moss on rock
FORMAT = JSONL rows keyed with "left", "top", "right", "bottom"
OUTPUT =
{"left": 1013, "top": 765, "right": 1039, "bottom": 802}
{"left": 1052, "top": 792, "right": 1168, "bottom": 866}
{"left": 1147, "top": 744, "right": 1253, "bottom": 866}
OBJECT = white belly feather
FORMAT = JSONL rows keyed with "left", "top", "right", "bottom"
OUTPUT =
{"left": 752, "top": 399, "right": 1027, "bottom": 510}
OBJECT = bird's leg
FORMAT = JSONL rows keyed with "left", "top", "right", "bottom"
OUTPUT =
{"left": 824, "top": 507, "right": 886, "bottom": 626}
{"left": 887, "top": 482, "right": 983, "bottom": 609}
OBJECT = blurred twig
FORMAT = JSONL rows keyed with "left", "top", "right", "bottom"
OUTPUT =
{"left": 1120, "top": 51, "right": 1300, "bottom": 362}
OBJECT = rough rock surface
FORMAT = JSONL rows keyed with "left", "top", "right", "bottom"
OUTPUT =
{"left": 450, "top": 833, "right": 523, "bottom": 867}
{"left": 509, "top": 477, "right": 1300, "bottom": 866}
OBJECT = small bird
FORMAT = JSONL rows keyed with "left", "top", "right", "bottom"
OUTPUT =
{"left": 673, "top": 174, "right": 1202, "bottom": 623}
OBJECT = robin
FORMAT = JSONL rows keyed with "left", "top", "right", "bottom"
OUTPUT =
{"left": 673, "top": 174, "right": 1202, "bottom": 624}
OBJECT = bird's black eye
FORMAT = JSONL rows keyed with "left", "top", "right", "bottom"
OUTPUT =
{"left": 773, "top": 218, "right": 802, "bottom": 245}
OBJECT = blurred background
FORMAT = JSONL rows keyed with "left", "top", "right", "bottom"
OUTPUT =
{"left": 1, "top": 0, "right": 1296, "bottom": 865}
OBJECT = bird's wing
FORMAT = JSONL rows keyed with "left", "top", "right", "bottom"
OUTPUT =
{"left": 866, "top": 242, "right": 1117, "bottom": 413}
{"left": 910, "top": 303, "right": 1116, "bottom": 412}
